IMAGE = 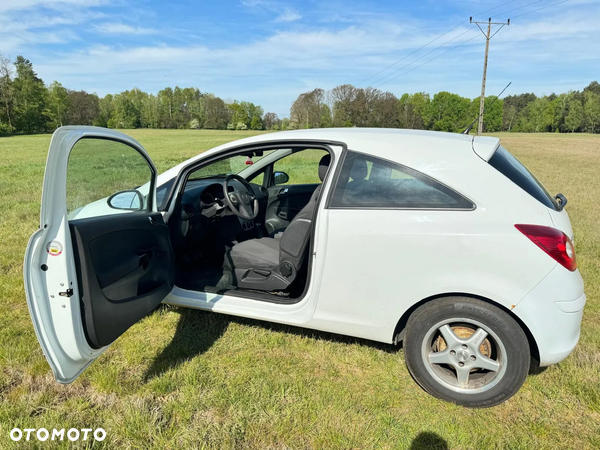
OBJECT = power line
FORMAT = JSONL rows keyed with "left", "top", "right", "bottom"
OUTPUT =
{"left": 370, "top": 0, "right": 569, "bottom": 91}
{"left": 510, "top": 0, "right": 569, "bottom": 19}
{"left": 355, "top": 0, "right": 518, "bottom": 87}
{"left": 355, "top": 25, "right": 466, "bottom": 87}
{"left": 471, "top": 0, "right": 518, "bottom": 18}
{"left": 494, "top": 0, "right": 546, "bottom": 17}
{"left": 369, "top": 28, "right": 473, "bottom": 87}
{"left": 373, "top": 31, "right": 481, "bottom": 89}
{"left": 356, "top": 0, "right": 570, "bottom": 94}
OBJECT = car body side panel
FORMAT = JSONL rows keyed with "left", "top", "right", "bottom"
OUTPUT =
{"left": 547, "top": 207, "right": 575, "bottom": 241}
{"left": 311, "top": 140, "right": 561, "bottom": 344}
{"left": 311, "top": 207, "right": 557, "bottom": 344}
{"left": 513, "top": 264, "right": 585, "bottom": 366}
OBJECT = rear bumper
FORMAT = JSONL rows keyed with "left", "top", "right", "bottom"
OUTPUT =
{"left": 513, "top": 265, "right": 585, "bottom": 367}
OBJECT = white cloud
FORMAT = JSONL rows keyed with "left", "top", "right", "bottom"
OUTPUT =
{"left": 95, "top": 23, "right": 157, "bottom": 35}
{"left": 274, "top": 8, "right": 301, "bottom": 23}
{"left": 3, "top": 0, "right": 598, "bottom": 114}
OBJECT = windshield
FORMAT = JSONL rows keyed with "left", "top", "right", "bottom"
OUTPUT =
{"left": 189, "top": 150, "right": 277, "bottom": 180}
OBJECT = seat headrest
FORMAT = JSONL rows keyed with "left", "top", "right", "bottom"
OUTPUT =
{"left": 350, "top": 158, "right": 368, "bottom": 181}
{"left": 318, "top": 154, "right": 331, "bottom": 182}
{"left": 370, "top": 163, "right": 392, "bottom": 181}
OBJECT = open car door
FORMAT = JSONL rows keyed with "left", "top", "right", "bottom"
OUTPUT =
{"left": 24, "top": 126, "right": 174, "bottom": 383}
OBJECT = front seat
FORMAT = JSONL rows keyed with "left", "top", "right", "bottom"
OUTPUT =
{"left": 224, "top": 154, "right": 331, "bottom": 291}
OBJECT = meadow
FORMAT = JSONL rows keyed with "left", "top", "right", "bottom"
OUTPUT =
{"left": 0, "top": 129, "right": 598, "bottom": 449}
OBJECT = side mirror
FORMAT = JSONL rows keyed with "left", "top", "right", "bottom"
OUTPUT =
{"left": 107, "top": 190, "right": 143, "bottom": 211}
{"left": 273, "top": 171, "right": 290, "bottom": 185}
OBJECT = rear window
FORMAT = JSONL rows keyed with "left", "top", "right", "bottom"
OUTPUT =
{"left": 489, "top": 146, "right": 558, "bottom": 210}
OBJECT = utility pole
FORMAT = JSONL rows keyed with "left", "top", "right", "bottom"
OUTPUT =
{"left": 470, "top": 17, "right": 509, "bottom": 135}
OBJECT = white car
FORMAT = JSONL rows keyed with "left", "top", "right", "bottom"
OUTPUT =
{"left": 24, "top": 126, "right": 585, "bottom": 407}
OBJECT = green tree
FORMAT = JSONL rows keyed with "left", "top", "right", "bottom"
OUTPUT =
{"left": 320, "top": 104, "right": 333, "bottom": 128}
{"left": 425, "top": 91, "right": 470, "bottom": 132}
{"left": 565, "top": 98, "right": 584, "bottom": 132}
{"left": 112, "top": 90, "right": 140, "bottom": 128}
{"left": 46, "top": 81, "right": 70, "bottom": 129}
{"left": 250, "top": 115, "right": 263, "bottom": 130}
{"left": 96, "top": 94, "right": 114, "bottom": 127}
{"left": 468, "top": 96, "right": 503, "bottom": 132}
{"left": 141, "top": 94, "right": 160, "bottom": 129}
{"left": 518, "top": 97, "right": 554, "bottom": 132}
{"left": 290, "top": 88, "right": 324, "bottom": 128}
{"left": 399, "top": 92, "right": 429, "bottom": 129}
{"left": 204, "top": 95, "right": 230, "bottom": 129}
{"left": 502, "top": 93, "right": 536, "bottom": 131}
{"left": 583, "top": 91, "right": 600, "bottom": 133}
{"left": 0, "top": 53, "right": 15, "bottom": 133}
{"left": 12, "top": 56, "right": 48, "bottom": 133}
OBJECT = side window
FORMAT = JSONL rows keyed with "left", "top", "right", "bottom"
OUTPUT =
{"left": 67, "top": 138, "right": 153, "bottom": 219}
{"left": 330, "top": 151, "right": 474, "bottom": 209}
{"left": 272, "top": 149, "right": 328, "bottom": 185}
{"left": 248, "top": 171, "right": 265, "bottom": 186}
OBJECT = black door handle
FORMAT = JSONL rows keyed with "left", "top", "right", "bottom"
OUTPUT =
{"left": 139, "top": 250, "right": 152, "bottom": 269}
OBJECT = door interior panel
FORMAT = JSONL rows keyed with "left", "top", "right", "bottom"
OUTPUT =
{"left": 70, "top": 212, "right": 174, "bottom": 349}
{"left": 265, "top": 183, "right": 319, "bottom": 234}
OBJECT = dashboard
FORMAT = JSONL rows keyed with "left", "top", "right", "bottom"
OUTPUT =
{"left": 180, "top": 177, "right": 268, "bottom": 222}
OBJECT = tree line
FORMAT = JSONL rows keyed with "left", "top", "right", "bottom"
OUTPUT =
{"left": 288, "top": 82, "right": 600, "bottom": 134}
{"left": 1, "top": 54, "right": 599, "bottom": 135}
{"left": 0, "top": 55, "right": 266, "bottom": 134}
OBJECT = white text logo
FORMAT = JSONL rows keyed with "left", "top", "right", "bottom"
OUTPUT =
{"left": 10, "top": 428, "right": 106, "bottom": 442}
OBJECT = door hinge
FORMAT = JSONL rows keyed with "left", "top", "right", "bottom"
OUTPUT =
{"left": 59, "top": 288, "right": 73, "bottom": 298}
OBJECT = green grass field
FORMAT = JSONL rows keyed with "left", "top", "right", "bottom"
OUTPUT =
{"left": 0, "top": 129, "right": 599, "bottom": 449}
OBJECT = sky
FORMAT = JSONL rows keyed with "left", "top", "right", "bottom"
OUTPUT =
{"left": 1, "top": 0, "right": 598, "bottom": 117}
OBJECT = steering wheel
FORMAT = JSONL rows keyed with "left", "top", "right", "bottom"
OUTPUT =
{"left": 222, "top": 174, "right": 259, "bottom": 220}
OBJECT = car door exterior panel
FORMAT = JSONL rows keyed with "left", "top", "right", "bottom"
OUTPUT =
{"left": 24, "top": 126, "right": 174, "bottom": 383}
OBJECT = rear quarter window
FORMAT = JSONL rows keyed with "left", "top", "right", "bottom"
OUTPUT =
{"left": 489, "top": 146, "right": 558, "bottom": 210}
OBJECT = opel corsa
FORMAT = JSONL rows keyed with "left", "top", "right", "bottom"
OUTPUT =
{"left": 24, "top": 127, "right": 586, "bottom": 407}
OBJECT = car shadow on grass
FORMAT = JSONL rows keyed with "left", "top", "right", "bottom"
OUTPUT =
{"left": 143, "top": 308, "right": 229, "bottom": 381}
{"left": 144, "top": 307, "right": 400, "bottom": 381}
{"left": 225, "top": 313, "right": 401, "bottom": 354}
{"left": 410, "top": 432, "right": 449, "bottom": 450}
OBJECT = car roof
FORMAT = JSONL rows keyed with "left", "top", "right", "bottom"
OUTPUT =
{"left": 213, "top": 128, "right": 500, "bottom": 160}
{"left": 157, "top": 128, "right": 501, "bottom": 184}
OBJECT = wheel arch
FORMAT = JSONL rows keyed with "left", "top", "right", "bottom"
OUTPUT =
{"left": 393, "top": 292, "right": 540, "bottom": 364}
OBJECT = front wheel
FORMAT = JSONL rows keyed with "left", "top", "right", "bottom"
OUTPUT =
{"left": 403, "top": 296, "right": 530, "bottom": 408}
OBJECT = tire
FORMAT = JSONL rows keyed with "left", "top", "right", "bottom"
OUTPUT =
{"left": 403, "top": 296, "right": 530, "bottom": 408}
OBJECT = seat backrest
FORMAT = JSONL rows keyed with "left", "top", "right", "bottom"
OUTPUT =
{"left": 278, "top": 154, "right": 330, "bottom": 270}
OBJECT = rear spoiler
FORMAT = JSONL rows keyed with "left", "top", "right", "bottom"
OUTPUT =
{"left": 471, "top": 136, "right": 501, "bottom": 162}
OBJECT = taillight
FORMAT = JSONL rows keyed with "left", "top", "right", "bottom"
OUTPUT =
{"left": 515, "top": 224, "right": 577, "bottom": 271}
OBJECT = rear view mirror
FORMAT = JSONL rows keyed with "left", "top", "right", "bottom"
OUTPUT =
{"left": 273, "top": 171, "right": 289, "bottom": 185}
{"left": 108, "top": 190, "right": 143, "bottom": 211}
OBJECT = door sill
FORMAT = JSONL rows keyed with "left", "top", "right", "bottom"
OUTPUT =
{"left": 185, "top": 284, "right": 305, "bottom": 305}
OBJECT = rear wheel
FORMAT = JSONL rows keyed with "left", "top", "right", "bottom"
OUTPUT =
{"left": 403, "top": 296, "right": 530, "bottom": 408}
